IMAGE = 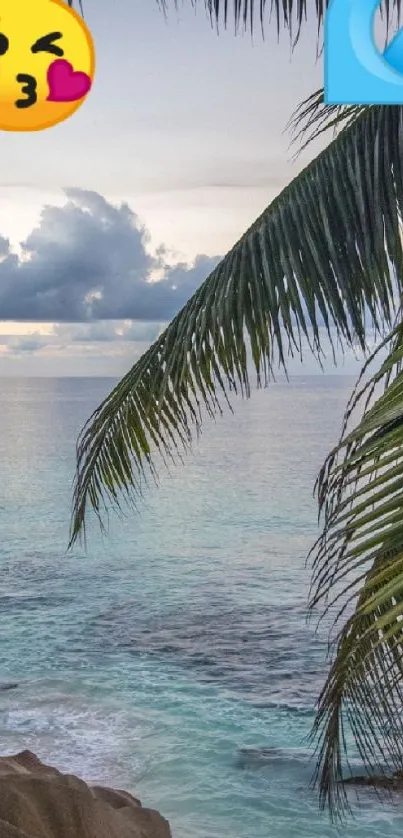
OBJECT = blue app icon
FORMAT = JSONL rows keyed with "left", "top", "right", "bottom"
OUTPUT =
{"left": 325, "top": 0, "right": 403, "bottom": 104}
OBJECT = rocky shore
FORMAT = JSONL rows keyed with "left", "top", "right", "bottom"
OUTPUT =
{"left": 0, "top": 750, "right": 171, "bottom": 837}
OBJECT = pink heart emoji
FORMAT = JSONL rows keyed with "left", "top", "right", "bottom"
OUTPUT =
{"left": 47, "top": 59, "right": 92, "bottom": 103}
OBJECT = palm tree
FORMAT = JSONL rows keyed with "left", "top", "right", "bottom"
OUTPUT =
{"left": 68, "top": 0, "right": 403, "bottom": 819}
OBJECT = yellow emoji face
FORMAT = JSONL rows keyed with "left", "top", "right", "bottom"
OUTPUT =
{"left": 0, "top": 0, "right": 95, "bottom": 132}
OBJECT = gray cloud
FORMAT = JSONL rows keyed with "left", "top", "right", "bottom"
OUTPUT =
{"left": 0, "top": 189, "right": 220, "bottom": 323}
{"left": 13, "top": 336, "right": 46, "bottom": 353}
{"left": 0, "top": 235, "right": 10, "bottom": 257}
{"left": 4, "top": 321, "right": 165, "bottom": 355}
{"left": 54, "top": 321, "right": 163, "bottom": 344}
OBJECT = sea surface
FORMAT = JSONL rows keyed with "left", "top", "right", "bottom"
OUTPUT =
{"left": 0, "top": 375, "right": 402, "bottom": 838}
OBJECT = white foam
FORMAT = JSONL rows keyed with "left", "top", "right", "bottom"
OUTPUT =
{"left": 0, "top": 683, "right": 147, "bottom": 789}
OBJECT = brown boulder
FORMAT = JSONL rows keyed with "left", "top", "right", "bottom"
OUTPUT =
{"left": 0, "top": 751, "right": 171, "bottom": 838}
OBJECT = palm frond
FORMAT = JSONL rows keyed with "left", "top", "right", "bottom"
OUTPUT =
{"left": 68, "top": 0, "right": 403, "bottom": 41}
{"left": 309, "top": 323, "right": 403, "bottom": 816}
{"left": 67, "top": 0, "right": 84, "bottom": 13}
{"left": 157, "top": 0, "right": 307, "bottom": 38}
{"left": 288, "top": 89, "right": 365, "bottom": 155}
{"left": 70, "top": 106, "right": 403, "bottom": 547}
{"left": 157, "top": 0, "right": 403, "bottom": 40}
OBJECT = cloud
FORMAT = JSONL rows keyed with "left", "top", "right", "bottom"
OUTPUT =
{"left": 12, "top": 335, "right": 46, "bottom": 353}
{"left": 54, "top": 321, "right": 163, "bottom": 344}
{"left": 0, "top": 235, "right": 10, "bottom": 258}
{"left": 0, "top": 189, "right": 220, "bottom": 323}
{"left": 4, "top": 320, "right": 165, "bottom": 355}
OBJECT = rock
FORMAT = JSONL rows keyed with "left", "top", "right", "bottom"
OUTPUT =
{"left": 340, "top": 770, "right": 403, "bottom": 790}
{"left": 90, "top": 786, "right": 142, "bottom": 809}
{"left": 0, "top": 750, "right": 171, "bottom": 838}
{"left": 235, "top": 746, "right": 308, "bottom": 770}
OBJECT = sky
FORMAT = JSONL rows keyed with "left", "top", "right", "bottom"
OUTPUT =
{"left": 0, "top": 0, "right": 366, "bottom": 377}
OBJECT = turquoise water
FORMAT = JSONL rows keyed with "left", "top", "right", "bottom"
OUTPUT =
{"left": 0, "top": 375, "right": 402, "bottom": 838}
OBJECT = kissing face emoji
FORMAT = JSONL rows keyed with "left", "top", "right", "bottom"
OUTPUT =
{"left": 0, "top": 0, "right": 95, "bottom": 131}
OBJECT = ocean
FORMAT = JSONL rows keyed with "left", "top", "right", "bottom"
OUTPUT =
{"left": 0, "top": 375, "right": 402, "bottom": 838}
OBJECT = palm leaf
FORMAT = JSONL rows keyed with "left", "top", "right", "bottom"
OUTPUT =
{"left": 309, "top": 324, "right": 403, "bottom": 816}
{"left": 68, "top": 0, "right": 403, "bottom": 40}
{"left": 288, "top": 88, "right": 365, "bottom": 155}
{"left": 70, "top": 105, "right": 403, "bottom": 547}
{"left": 157, "top": 0, "right": 310, "bottom": 38}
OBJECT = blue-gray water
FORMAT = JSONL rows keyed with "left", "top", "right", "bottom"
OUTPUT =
{"left": 0, "top": 375, "right": 402, "bottom": 838}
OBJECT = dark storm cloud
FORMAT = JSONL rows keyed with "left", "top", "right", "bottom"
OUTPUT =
{"left": 0, "top": 189, "right": 220, "bottom": 323}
